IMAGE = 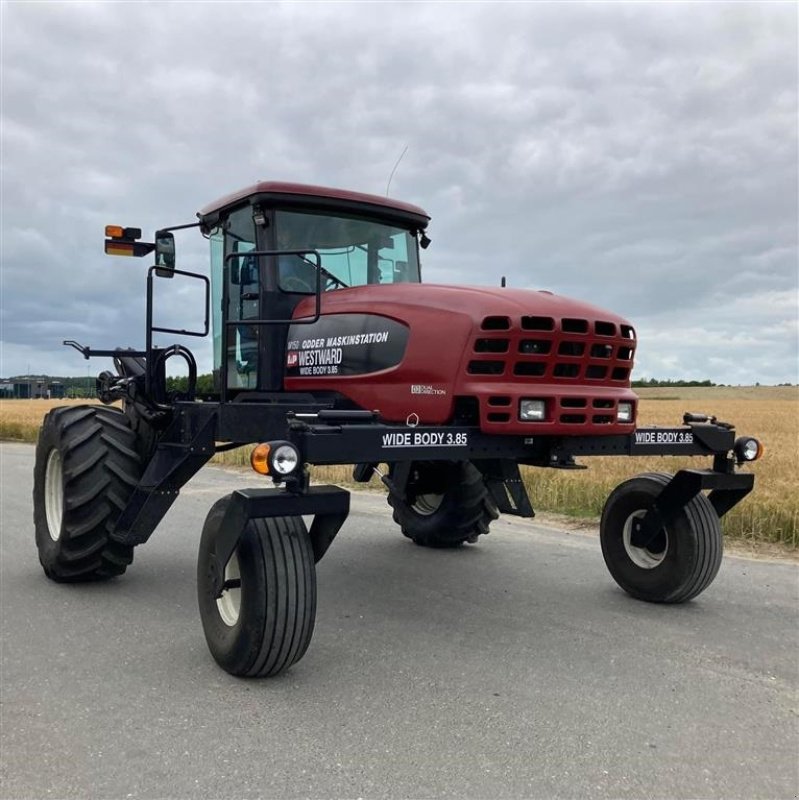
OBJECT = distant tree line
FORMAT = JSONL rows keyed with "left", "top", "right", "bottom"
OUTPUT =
{"left": 166, "top": 374, "right": 216, "bottom": 394}
{"left": 631, "top": 378, "right": 717, "bottom": 388}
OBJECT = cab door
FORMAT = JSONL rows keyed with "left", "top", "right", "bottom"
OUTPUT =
{"left": 210, "top": 206, "right": 259, "bottom": 393}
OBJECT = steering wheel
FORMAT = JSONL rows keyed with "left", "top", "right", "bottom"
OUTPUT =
{"left": 282, "top": 269, "right": 349, "bottom": 294}
{"left": 282, "top": 275, "right": 315, "bottom": 294}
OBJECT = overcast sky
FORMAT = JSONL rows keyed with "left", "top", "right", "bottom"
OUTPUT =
{"left": 2, "top": 1, "right": 797, "bottom": 385}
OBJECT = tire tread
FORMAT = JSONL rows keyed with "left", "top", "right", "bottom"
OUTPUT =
{"left": 388, "top": 461, "right": 498, "bottom": 547}
{"left": 198, "top": 502, "right": 317, "bottom": 678}
{"left": 600, "top": 471, "right": 723, "bottom": 604}
{"left": 33, "top": 405, "right": 142, "bottom": 582}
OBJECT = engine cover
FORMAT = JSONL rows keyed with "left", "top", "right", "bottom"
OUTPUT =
{"left": 284, "top": 284, "right": 639, "bottom": 435}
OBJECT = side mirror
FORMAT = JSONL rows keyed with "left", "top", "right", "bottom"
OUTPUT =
{"left": 154, "top": 230, "right": 175, "bottom": 277}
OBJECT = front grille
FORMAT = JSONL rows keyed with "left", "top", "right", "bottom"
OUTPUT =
{"left": 472, "top": 316, "right": 636, "bottom": 384}
{"left": 470, "top": 315, "right": 636, "bottom": 431}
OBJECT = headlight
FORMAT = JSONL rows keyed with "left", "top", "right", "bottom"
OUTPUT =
{"left": 271, "top": 443, "right": 300, "bottom": 475}
{"left": 250, "top": 441, "right": 301, "bottom": 476}
{"left": 734, "top": 436, "right": 763, "bottom": 463}
{"left": 617, "top": 402, "right": 633, "bottom": 423}
{"left": 519, "top": 399, "right": 546, "bottom": 421}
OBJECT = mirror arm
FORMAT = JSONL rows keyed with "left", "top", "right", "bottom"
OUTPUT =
{"left": 157, "top": 221, "right": 203, "bottom": 234}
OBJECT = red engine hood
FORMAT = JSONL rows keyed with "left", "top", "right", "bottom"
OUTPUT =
{"left": 288, "top": 282, "right": 637, "bottom": 434}
{"left": 296, "top": 284, "right": 631, "bottom": 328}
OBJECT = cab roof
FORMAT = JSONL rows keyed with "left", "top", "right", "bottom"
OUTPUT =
{"left": 197, "top": 181, "right": 430, "bottom": 230}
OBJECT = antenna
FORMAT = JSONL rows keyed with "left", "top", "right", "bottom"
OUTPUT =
{"left": 386, "top": 145, "right": 409, "bottom": 196}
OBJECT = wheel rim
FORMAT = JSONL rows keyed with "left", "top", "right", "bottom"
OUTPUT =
{"left": 216, "top": 552, "right": 241, "bottom": 627}
{"left": 412, "top": 493, "right": 444, "bottom": 516}
{"left": 622, "top": 510, "right": 668, "bottom": 569}
{"left": 44, "top": 449, "right": 64, "bottom": 542}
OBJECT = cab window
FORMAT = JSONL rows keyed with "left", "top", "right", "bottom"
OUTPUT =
{"left": 274, "top": 210, "right": 420, "bottom": 293}
{"left": 209, "top": 206, "right": 259, "bottom": 390}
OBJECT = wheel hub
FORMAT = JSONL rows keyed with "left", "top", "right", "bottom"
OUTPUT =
{"left": 216, "top": 553, "right": 241, "bottom": 627}
{"left": 44, "top": 449, "right": 63, "bottom": 542}
{"left": 412, "top": 493, "right": 444, "bottom": 516}
{"left": 623, "top": 510, "right": 668, "bottom": 569}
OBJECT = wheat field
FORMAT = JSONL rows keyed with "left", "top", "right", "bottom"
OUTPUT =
{"left": 2, "top": 386, "right": 796, "bottom": 546}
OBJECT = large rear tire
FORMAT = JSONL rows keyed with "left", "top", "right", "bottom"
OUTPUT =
{"left": 600, "top": 472, "right": 723, "bottom": 603}
{"left": 33, "top": 405, "right": 142, "bottom": 582}
{"left": 197, "top": 496, "right": 317, "bottom": 677}
{"left": 387, "top": 461, "right": 498, "bottom": 548}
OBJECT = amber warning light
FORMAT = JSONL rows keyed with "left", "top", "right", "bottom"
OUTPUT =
{"left": 251, "top": 444, "right": 271, "bottom": 475}
{"left": 105, "top": 225, "right": 142, "bottom": 239}
{"left": 104, "top": 225, "right": 155, "bottom": 258}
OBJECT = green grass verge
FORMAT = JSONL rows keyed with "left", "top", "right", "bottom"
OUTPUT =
{"left": 0, "top": 420, "right": 38, "bottom": 442}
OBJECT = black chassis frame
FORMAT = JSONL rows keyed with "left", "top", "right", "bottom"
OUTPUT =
{"left": 96, "top": 396, "right": 753, "bottom": 599}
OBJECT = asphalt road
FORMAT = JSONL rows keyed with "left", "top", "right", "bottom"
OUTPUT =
{"left": 1, "top": 441, "right": 797, "bottom": 800}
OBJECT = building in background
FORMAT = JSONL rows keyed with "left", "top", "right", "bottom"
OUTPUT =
{"left": 0, "top": 377, "right": 69, "bottom": 399}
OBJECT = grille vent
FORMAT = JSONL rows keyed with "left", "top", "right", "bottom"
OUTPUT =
{"left": 468, "top": 360, "right": 504, "bottom": 375}
{"left": 468, "top": 315, "right": 635, "bottom": 386}
{"left": 481, "top": 316, "right": 511, "bottom": 330}
{"left": 474, "top": 338, "right": 509, "bottom": 353}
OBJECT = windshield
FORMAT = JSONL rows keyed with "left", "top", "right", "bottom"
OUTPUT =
{"left": 274, "top": 209, "right": 421, "bottom": 293}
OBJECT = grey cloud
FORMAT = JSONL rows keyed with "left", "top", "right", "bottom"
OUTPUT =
{"left": 1, "top": 1, "right": 796, "bottom": 383}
